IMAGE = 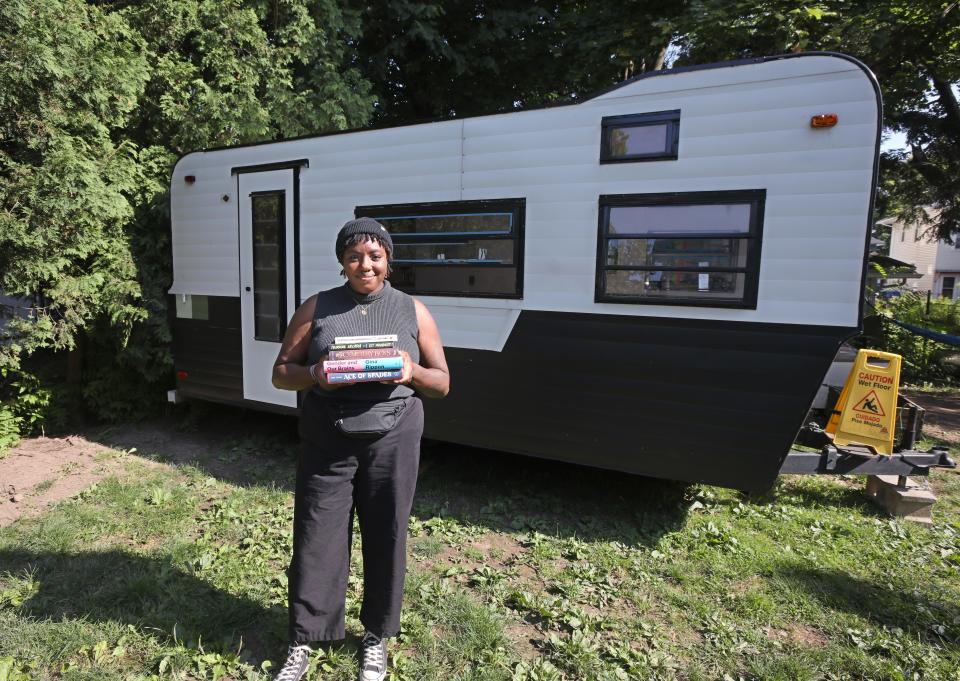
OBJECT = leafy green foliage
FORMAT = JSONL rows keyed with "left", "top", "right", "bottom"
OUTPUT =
{"left": 871, "top": 291, "right": 960, "bottom": 383}
{"left": 674, "top": 0, "right": 960, "bottom": 242}
{"left": 0, "top": 0, "right": 375, "bottom": 428}
{"left": 0, "top": 0, "right": 150, "bottom": 370}
{"left": 0, "top": 368, "right": 53, "bottom": 453}
{"left": 354, "top": 1, "right": 687, "bottom": 123}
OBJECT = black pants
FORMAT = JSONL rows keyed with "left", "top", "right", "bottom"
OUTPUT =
{"left": 288, "top": 396, "right": 423, "bottom": 643}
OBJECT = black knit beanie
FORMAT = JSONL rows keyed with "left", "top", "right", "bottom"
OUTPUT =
{"left": 335, "top": 217, "right": 394, "bottom": 261}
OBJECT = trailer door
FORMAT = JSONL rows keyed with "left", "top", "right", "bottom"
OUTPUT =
{"left": 238, "top": 169, "right": 297, "bottom": 407}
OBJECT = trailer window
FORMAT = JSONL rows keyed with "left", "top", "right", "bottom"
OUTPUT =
{"left": 596, "top": 190, "right": 765, "bottom": 308}
{"left": 251, "top": 191, "right": 287, "bottom": 341}
{"left": 600, "top": 110, "right": 680, "bottom": 163}
{"left": 354, "top": 199, "right": 525, "bottom": 298}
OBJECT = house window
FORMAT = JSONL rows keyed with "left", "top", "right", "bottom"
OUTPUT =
{"left": 596, "top": 190, "right": 765, "bottom": 308}
{"left": 942, "top": 276, "right": 956, "bottom": 300}
{"left": 355, "top": 199, "right": 524, "bottom": 298}
{"left": 600, "top": 110, "right": 680, "bottom": 163}
{"left": 251, "top": 191, "right": 286, "bottom": 341}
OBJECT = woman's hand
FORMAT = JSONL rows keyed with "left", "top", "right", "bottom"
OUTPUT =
{"left": 312, "top": 355, "right": 349, "bottom": 391}
{"left": 381, "top": 350, "right": 414, "bottom": 385}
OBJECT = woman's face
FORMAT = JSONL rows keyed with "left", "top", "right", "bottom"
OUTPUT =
{"left": 342, "top": 237, "right": 388, "bottom": 295}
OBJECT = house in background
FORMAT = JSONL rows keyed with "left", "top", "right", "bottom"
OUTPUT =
{"left": 887, "top": 209, "right": 960, "bottom": 299}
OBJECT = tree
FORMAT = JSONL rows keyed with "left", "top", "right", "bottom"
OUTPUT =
{"left": 0, "top": 0, "right": 150, "bottom": 369}
{"left": 75, "top": 0, "right": 376, "bottom": 419}
{"left": 1, "top": 0, "right": 377, "bottom": 426}
{"left": 674, "top": 1, "right": 960, "bottom": 242}
{"left": 352, "top": 1, "right": 688, "bottom": 123}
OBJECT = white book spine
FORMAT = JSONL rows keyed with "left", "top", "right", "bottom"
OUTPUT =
{"left": 333, "top": 334, "right": 398, "bottom": 344}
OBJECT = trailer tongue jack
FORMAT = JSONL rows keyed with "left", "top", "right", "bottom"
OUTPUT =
{"left": 781, "top": 402, "right": 956, "bottom": 524}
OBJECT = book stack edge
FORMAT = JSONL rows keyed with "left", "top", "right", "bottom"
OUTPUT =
{"left": 324, "top": 335, "right": 402, "bottom": 383}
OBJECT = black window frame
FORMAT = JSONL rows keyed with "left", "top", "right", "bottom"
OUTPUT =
{"left": 595, "top": 189, "right": 766, "bottom": 309}
{"left": 355, "top": 198, "right": 525, "bottom": 299}
{"left": 250, "top": 189, "right": 288, "bottom": 342}
{"left": 600, "top": 110, "right": 681, "bottom": 163}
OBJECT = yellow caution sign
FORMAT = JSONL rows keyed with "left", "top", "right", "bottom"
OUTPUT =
{"left": 826, "top": 349, "right": 902, "bottom": 455}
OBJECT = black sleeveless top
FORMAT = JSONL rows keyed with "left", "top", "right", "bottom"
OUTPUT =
{"left": 300, "top": 281, "right": 419, "bottom": 436}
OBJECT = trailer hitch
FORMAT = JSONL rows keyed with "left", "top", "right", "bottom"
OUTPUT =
{"left": 780, "top": 444, "right": 956, "bottom": 477}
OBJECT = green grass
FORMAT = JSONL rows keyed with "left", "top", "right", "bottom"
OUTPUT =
{"left": 1, "top": 426, "right": 959, "bottom": 680}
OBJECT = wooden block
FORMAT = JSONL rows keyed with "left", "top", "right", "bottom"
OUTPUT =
{"left": 865, "top": 475, "right": 937, "bottom": 525}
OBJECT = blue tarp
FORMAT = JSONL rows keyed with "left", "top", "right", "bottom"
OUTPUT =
{"left": 888, "top": 318, "right": 960, "bottom": 348}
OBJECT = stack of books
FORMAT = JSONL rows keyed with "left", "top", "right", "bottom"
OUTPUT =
{"left": 324, "top": 334, "right": 403, "bottom": 384}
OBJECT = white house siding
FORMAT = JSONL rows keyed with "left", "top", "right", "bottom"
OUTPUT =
{"left": 169, "top": 54, "right": 879, "bottom": 349}
{"left": 887, "top": 214, "right": 960, "bottom": 296}
{"left": 934, "top": 242, "right": 960, "bottom": 272}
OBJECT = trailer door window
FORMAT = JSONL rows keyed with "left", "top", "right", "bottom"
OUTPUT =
{"left": 596, "top": 190, "right": 765, "bottom": 308}
{"left": 251, "top": 191, "right": 287, "bottom": 340}
{"left": 354, "top": 199, "right": 524, "bottom": 298}
{"left": 601, "top": 110, "right": 680, "bottom": 163}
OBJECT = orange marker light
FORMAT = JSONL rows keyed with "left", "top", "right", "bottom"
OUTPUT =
{"left": 184, "top": 175, "right": 196, "bottom": 184}
{"left": 811, "top": 113, "right": 838, "bottom": 128}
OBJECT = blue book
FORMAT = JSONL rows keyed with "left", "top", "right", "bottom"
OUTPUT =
{"left": 327, "top": 370, "right": 403, "bottom": 384}
{"left": 323, "top": 356, "right": 404, "bottom": 373}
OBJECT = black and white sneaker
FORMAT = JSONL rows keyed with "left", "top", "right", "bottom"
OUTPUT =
{"left": 273, "top": 644, "right": 312, "bottom": 681}
{"left": 359, "top": 631, "right": 387, "bottom": 681}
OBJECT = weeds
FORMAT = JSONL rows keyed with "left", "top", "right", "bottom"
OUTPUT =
{"left": 1, "top": 437, "right": 959, "bottom": 679}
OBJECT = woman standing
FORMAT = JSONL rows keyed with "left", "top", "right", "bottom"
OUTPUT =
{"left": 270, "top": 217, "right": 450, "bottom": 681}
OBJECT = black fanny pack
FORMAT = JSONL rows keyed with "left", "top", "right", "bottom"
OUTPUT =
{"left": 328, "top": 398, "right": 408, "bottom": 439}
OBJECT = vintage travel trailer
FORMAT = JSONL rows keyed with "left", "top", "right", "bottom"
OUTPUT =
{"left": 168, "top": 52, "right": 881, "bottom": 491}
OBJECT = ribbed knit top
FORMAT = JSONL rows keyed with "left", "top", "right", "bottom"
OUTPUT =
{"left": 306, "top": 280, "right": 419, "bottom": 404}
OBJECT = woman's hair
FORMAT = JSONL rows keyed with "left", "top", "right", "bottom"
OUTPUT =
{"left": 338, "top": 233, "right": 392, "bottom": 276}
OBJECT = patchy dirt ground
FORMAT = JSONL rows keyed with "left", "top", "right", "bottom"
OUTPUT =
{"left": 0, "top": 409, "right": 299, "bottom": 528}
{"left": 0, "top": 435, "right": 129, "bottom": 527}
{"left": 903, "top": 391, "right": 960, "bottom": 447}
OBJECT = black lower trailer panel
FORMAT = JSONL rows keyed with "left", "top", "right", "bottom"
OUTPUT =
{"left": 420, "top": 310, "right": 852, "bottom": 492}
{"left": 172, "top": 297, "right": 858, "bottom": 492}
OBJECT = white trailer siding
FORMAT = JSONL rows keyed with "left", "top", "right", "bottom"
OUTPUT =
{"left": 169, "top": 54, "right": 878, "bottom": 348}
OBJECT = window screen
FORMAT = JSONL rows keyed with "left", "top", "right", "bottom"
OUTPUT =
{"left": 251, "top": 191, "right": 286, "bottom": 341}
{"left": 596, "top": 190, "right": 765, "bottom": 308}
{"left": 601, "top": 110, "right": 680, "bottom": 163}
{"left": 355, "top": 199, "right": 525, "bottom": 298}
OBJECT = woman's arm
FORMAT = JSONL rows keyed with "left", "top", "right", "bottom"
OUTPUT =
{"left": 406, "top": 298, "right": 450, "bottom": 398}
{"left": 272, "top": 295, "right": 344, "bottom": 392}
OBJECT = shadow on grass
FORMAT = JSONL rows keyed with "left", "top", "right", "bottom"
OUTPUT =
{"left": 85, "top": 402, "right": 301, "bottom": 491}
{"left": 87, "top": 402, "right": 692, "bottom": 548}
{"left": 755, "top": 477, "right": 884, "bottom": 515}
{"left": 0, "top": 547, "right": 284, "bottom": 664}
{"left": 413, "top": 443, "right": 691, "bottom": 548}
{"left": 776, "top": 564, "right": 960, "bottom": 645}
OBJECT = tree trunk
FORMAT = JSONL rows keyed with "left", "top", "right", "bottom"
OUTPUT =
{"left": 931, "top": 76, "right": 960, "bottom": 139}
{"left": 653, "top": 44, "right": 669, "bottom": 71}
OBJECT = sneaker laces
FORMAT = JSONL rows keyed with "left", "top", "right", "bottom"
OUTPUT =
{"left": 361, "top": 632, "right": 385, "bottom": 672}
{"left": 275, "top": 644, "right": 312, "bottom": 681}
